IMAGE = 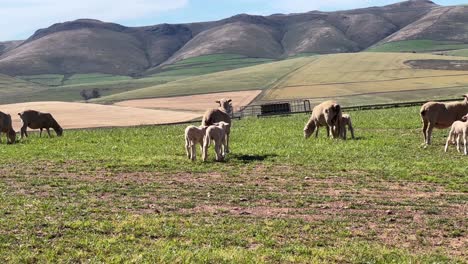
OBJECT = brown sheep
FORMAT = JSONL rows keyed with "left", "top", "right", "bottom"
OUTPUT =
{"left": 18, "top": 110, "right": 63, "bottom": 139}
{"left": 420, "top": 94, "right": 468, "bottom": 146}
{"left": 0, "top": 111, "right": 16, "bottom": 144}
{"left": 202, "top": 98, "right": 232, "bottom": 153}
{"left": 304, "top": 100, "right": 342, "bottom": 139}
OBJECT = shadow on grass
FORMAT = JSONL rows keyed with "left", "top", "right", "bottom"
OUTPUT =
{"left": 229, "top": 153, "right": 277, "bottom": 163}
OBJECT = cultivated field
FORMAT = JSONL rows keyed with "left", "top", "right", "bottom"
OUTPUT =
{"left": 0, "top": 107, "right": 466, "bottom": 262}
{"left": 263, "top": 53, "right": 468, "bottom": 101}
{"left": 0, "top": 101, "right": 200, "bottom": 130}
{"left": 115, "top": 90, "right": 262, "bottom": 113}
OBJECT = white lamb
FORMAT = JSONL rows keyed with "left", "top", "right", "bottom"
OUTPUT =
{"left": 444, "top": 114, "right": 468, "bottom": 155}
{"left": 184, "top": 125, "right": 207, "bottom": 161}
{"left": 203, "top": 121, "right": 230, "bottom": 162}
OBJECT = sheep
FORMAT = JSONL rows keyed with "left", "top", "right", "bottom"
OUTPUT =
{"left": 202, "top": 98, "right": 232, "bottom": 153}
{"left": 421, "top": 94, "right": 468, "bottom": 146}
{"left": 304, "top": 100, "right": 342, "bottom": 139}
{"left": 184, "top": 125, "right": 207, "bottom": 161}
{"left": 0, "top": 111, "right": 16, "bottom": 144}
{"left": 339, "top": 113, "right": 355, "bottom": 140}
{"left": 444, "top": 114, "right": 468, "bottom": 155}
{"left": 18, "top": 110, "right": 63, "bottom": 139}
{"left": 202, "top": 121, "right": 230, "bottom": 162}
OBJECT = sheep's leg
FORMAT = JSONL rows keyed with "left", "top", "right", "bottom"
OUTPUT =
{"left": 202, "top": 136, "right": 209, "bottom": 162}
{"left": 46, "top": 128, "right": 51, "bottom": 138}
{"left": 343, "top": 125, "right": 347, "bottom": 140}
{"left": 315, "top": 126, "right": 319, "bottom": 138}
{"left": 191, "top": 144, "right": 197, "bottom": 161}
{"left": 444, "top": 131, "right": 452, "bottom": 152}
{"left": 326, "top": 126, "right": 331, "bottom": 138}
{"left": 20, "top": 125, "right": 28, "bottom": 139}
{"left": 214, "top": 141, "right": 222, "bottom": 161}
{"left": 456, "top": 134, "right": 461, "bottom": 153}
{"left": 464, "top": 132, "right": 467, "bottom": 155}
{"left": 224, "top": 132, "right": 230, "bottom": 154}
{"left": 185, "top": 138, "right": 191, "bottom": 159}
{"left": 39, "top": 128, "right": 43, "bottom": 137}
{"left": 349, "top": 122, "right": 355, "bottom": 139}
{"left": 422, "top": 120, "right": 428, "bottom": 145}
{"left": 426, "top": 123, "right": 435, "bottom": 145}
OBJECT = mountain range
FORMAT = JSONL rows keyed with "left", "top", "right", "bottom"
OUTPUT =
{"left": 0, "top": 0, "right": 467, "bottom": 76}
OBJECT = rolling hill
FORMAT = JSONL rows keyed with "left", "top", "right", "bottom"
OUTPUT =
{"left": 1, "top": 0, "right": 467, "bottom": 77}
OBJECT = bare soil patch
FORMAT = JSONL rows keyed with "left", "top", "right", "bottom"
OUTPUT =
{"left": 114, "top": 90, "right": 262, "bottom": 113}
{"left": 0, "top": 101, "right": 201, "bottom": 130}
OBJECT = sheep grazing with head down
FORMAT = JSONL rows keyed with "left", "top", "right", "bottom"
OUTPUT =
{"left": 203, "top": 121, "right": 230, "bottom": 162}
{"left": 444, "top": 114, "right": 468, "bottom": 155}
{"left": 18, "top": 110, "right": 63, "bottom": 139}
{"left": 304, "top": 100, "right": 342, "bottom": 139}
{"left": 0, "top": 111, "right": 16, "bottom": 144}
{"left": 202, "top": 98, "right": 232, "bottom": 153}
{"left": 420, "top": 94, "right": 468, "bottom": 146}
{"left": 339, "top": 113, "right": 355, "bottom": 140}
{"left": 184, "top": 125, "right": 207, "bottom": 161}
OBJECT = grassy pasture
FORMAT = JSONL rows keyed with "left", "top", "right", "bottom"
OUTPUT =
{"left": 445, "top": 49, "right": 468, "bottom": 57}
{"left": 0, "top": 74, "right": 45, "bottom": 104}
{"left": 0, "top": 106, "right": 466, "bottom": 262}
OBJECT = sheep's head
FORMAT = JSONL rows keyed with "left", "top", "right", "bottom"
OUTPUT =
{"left": 54, "top": 126, "right": 63, "bottom": 137}
{"left": 303, "top": 121, "right": 316, "bottom": 139}
{"left": 216, "top": 99, "right": 233, "bottom": 114}
{"left": 7, "top": 129, "right": 16, "bottom": 144}
{"left": 463, "top": 94, "right": 468, "bottom": 103}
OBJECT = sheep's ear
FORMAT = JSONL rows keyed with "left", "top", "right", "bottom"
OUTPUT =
{"left": 227, "top": 99, "right": 232, "bottom": 103}
{"left": 215, "top": 100, "right": 220, "bottom": 104}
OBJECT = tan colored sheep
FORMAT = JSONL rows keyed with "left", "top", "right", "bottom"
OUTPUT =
{"left": 420, "top": 94, "right": 468, "bottom": 146}
{"left": 202, "top": 121, "right": 230, "bottom": 162}
{"left": 0, "top": 111, "right": 16, "bottom": 144}
{"left": 304, "top": 100, "right": 342, "bottom": 139}
{"left": 339, "top": 113, "right": 355, "bottom": 140}
{"left": 202, "top": 98, "right": 232, "bottom": 153}
{"left": 18, "top": 110, "right": 63, "bottom": 139}
{"left": 184, "top": 125, "right": 207, "bottom": 161}
{"left": 444, "top": 114, "right": 468, "bottom": 155}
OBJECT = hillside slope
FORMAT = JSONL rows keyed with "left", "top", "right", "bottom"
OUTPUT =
{"left": 0, "top": 0, "right": 459, "bottom": 76}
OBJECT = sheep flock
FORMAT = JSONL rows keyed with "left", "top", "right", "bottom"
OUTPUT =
{"left": 1, "top": 95, "right": 468, "bottom": 157}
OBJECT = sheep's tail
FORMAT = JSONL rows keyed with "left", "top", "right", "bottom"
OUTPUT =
{"left": 420, "top": 109, "right": 426, "bottom": 117}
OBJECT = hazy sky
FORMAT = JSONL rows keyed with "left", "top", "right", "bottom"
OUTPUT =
{"left": 0, "top": 0, "right": 465, "bottom": 41}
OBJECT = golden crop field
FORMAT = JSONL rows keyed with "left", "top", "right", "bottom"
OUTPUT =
{"left": 262, "top": 52, "right": 468, "bottom": 101}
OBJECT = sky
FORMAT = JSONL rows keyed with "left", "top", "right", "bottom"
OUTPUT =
{"left": 0, "top": 0, "right": 466, "bottom": 41}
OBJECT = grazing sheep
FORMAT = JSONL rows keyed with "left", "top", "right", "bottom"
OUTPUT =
{"left": 202, "top": 121, "right": 230, "bottom": 162}
{"left": 202, "top": 98, "right": 232, "bottom": 153}
{"left": 421, "top": 94, "right": 468, "bottom": 146}
{"left": 184, "top": 125, "right": 207, "bottom": 161}
{"left": 444, "top": 114, "right": 468, "bottom": 155}
{"left": 18, "top": 110, "right": 63, "bottom": 139}
{"left": 304, "top": 100, "right": 342, "bottom": 139}
{"left": 339, "top": 113, "right": 355, "bottom": 140}
{"left": 0, "top": 111, "right": 16, "bottom": 144}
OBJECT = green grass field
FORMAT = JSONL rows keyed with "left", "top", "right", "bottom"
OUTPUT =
{"left": 368, "top": 40, "right": 468, "bottom": 53}
{"left": 0, "top": 74, "right": 45, "bottom": 104}
{"left": 0, "top": 107, "right": 466, "bottom": 262}
{"left": 445, "top": 49, "right": 468, "bottom": 57}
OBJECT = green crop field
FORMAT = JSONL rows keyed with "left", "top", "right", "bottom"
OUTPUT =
{"left": 368, "top": 40, "right": 468, "bottom": 53}
{"left": 0, "top": 107, "right": 466, "bottom": 263}
{"left": 0, "top": 74, "right": 45, "bottom": 104}
{"left": 445, "top": 49, "right": 468, "bottom": 57}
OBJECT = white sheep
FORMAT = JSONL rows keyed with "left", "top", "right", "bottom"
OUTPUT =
{"left": 202, "top": 121, "right": 230, "bottom": 162}
{"left": 184, "top": 125, "right": 207, "bottom": 161}
{"left": 304, "top": 100, "right": 342, "bottom": 139}
{"left": 444, "top": 114, "right": 468, "bottom": 155}
{"left": 339, "top": 113, "right": 355, "bottom": 140}
{"left": 202, "top": 99, "right": 232, "bottom": 153}
{"left": 420, "top": 94, "right": 468, "bottom": 146}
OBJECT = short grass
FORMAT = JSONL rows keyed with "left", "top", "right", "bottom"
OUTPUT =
{"left": 62, "top": 73, "right": 133, "bottom": 86}
{"left": 368, "top": 40, "right": 468, "bottom": 53}
{"left": 17, "top": 74, "right": 64, "bottom": 86}
{"left": 0, "top": 74, "right": 45, "bottom": 104}
{"left": 445, "top": 49, "right": 468, "bottom": 57}
{"left": 0, "top": 107, "right": 466, "bottom": 262}
{"left": 262, "top": 52, "right": 468, "bottom": 102}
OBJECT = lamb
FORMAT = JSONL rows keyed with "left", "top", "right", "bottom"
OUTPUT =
{"left": 18, "top": 110, "right": 63, "bottom": 139}
{"left": 421, "top": 94, "right": 468, "bottom": 146}
{"left": 339, "top": 113, "right": 355, "bottom": 140}
{"left": 304, "top": 100, "right": 342, "bottom": 139}
{"left": 444, "top": 114, "right": 468, "bottom": 155}
{"left": 202, "top": 121, "right": 230, "bottom": 162}
{"left": 202, "top": 98, "right": 232, "bottom": 153}
{"left": 184, "top": 125, "right": 207, "bottom": 161}
{"left": 0, "top": 111, "right": 16, "bottom": 144}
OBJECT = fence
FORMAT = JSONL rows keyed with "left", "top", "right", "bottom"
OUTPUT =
{"left": 237, "top": 100, "right": 312, "bottom": 118}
